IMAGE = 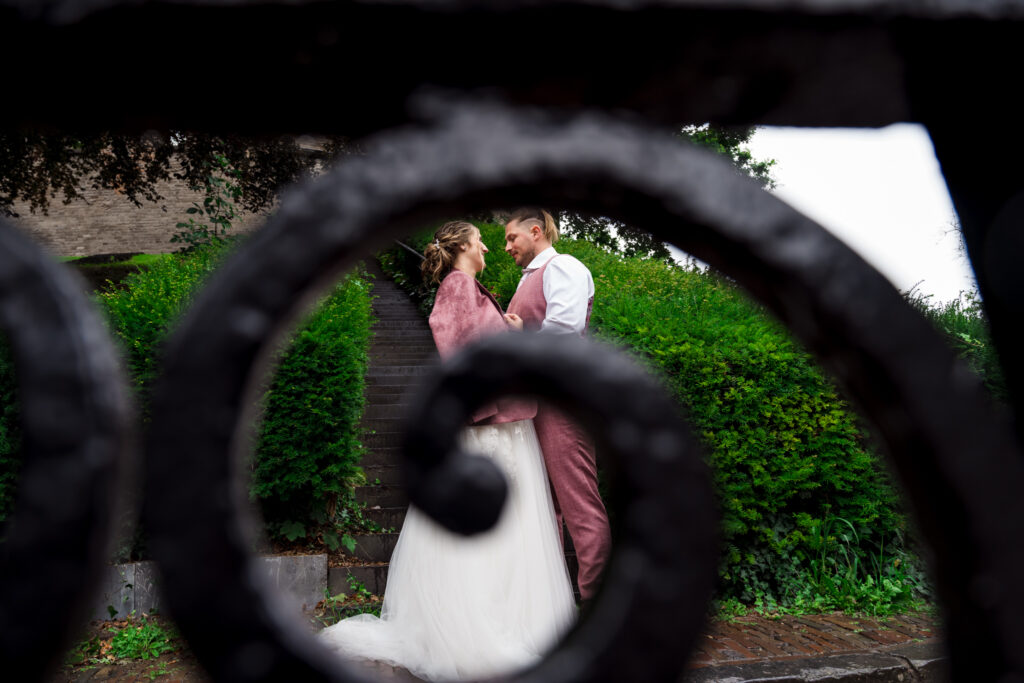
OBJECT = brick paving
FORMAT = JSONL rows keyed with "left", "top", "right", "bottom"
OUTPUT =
{"left": 687, "top": 611, "right": 941, "bottom": 669}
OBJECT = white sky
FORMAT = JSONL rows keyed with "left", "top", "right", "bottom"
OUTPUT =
{"left": 744, "top": 124, "right": 977, "bottom": 304}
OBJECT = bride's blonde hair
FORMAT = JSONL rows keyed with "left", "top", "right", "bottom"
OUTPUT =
{"left": 421, "top": 221, "right": 478, "bottom": 285}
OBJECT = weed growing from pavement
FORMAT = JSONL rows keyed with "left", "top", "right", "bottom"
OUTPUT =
{"left": 315, "top": 575, "right": 383, "bottom": 627}
{"left": 65, "top": 613, "right": 180, "bottom": 669}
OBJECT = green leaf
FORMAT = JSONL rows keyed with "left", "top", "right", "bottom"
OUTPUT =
{"left": 342, "top": 533, "right": 357, "bottom": 553}
{"left": 280, "top": 520, "right": 306, "bottom": 541}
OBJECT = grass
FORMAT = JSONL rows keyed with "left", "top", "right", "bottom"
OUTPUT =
{"left": 63, "top": 253, "right": 170, "bottom": 267}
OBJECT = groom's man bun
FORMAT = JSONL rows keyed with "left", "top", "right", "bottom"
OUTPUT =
{"left": 508, "top": 207, "right": 559, "bottom": 244}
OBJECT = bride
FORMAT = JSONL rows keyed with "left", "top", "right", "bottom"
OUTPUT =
{"left": 318, "top": 221, "right": 577, "bottom": 680}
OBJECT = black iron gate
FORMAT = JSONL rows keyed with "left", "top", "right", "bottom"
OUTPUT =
{"left": 3, "top": 1, "right": 1024, "bottom": 681}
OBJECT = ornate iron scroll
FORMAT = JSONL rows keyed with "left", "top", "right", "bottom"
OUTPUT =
{"left": 0, "top": 219, "right": 133, "bottom": 680}
{"left": 141, "top": 101, "right": 1024, "bottom": 681}
{"left": 4, "top": 1, "right": 1024, "bottom": 681}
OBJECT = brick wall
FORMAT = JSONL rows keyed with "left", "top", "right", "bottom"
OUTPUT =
{"left": 8, "top": 165, "right": 267, "bottom": 257}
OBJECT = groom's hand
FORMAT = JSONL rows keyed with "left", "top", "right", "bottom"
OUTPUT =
{"left": 504, "top": 313, "right": 524, "bottom": 331}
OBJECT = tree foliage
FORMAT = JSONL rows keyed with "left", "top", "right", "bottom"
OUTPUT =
{"left": 560, "top": 125, "right": 776, "bottom": 260}
{"left": 0, "top": 130, "right": 354, "bottom": 218}
{"left": 681, "top": 124, "right": 777, "bottom": 190}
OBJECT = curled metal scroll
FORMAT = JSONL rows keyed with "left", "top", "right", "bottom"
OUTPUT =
{"left": 0, "top": 219, "right": 133, "bottom": 681}
{"left": 403, "top": 332, "right": 718, "bottom": 681}
{"left": 145, "top": 100, "right": 1023, "bottom": 681}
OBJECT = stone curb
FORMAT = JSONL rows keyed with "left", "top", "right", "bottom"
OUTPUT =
{"left": 682, "top": 641, "right": 948, "bottom": 682}
{"left": 91, "top": 554, "right": 329, "bottom": 621}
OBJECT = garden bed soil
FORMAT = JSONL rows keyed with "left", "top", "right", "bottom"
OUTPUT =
{"left": 51, "top": 616, "right": 210, "bottom": 683}
{"left": 266, "top": 538, "right": 387, "bottom": 569}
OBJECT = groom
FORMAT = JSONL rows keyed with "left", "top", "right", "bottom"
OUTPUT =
{"left": 502, "top": 207, "right": 611, "bottom": 603}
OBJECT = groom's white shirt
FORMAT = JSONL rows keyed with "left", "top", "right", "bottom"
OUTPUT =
{"left": 517, "top": 246, "right": 595, "bottom": 336}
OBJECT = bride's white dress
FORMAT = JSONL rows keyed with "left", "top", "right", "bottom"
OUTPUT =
{"left": 318, "top": 419, "right": 577, "bottom": 681}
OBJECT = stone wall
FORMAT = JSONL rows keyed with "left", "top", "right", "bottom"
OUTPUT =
{"left": 8, "top": 165, "right": 267, "bottom": 257}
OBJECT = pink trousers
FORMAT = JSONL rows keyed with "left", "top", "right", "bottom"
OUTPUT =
{"left": 533, "top": 406, "right": 612, "bottom": 601}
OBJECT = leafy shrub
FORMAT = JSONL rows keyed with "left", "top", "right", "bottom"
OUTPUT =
{"left": 0, "top": 240, "right": 373, "bottom": 547}
{"left": 379, "top": 222, "right": 917, "bottom": 606}
{"left": 905, "top": 288, "right": 1006, "bottom": 402}
{"left": 99, "top": 244, "right": 231, "bottom": 417}
{"left": 170, "top": 152, "right": 242, "bottom": 253}
{"left": 101, "top": 241, "right": 372, "bottom": 544}
{"left": 251, "top": 272, "right": 372, "bottom": 542}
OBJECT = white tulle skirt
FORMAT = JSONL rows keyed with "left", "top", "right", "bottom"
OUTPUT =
{"left": 318, "top": 419, "right": 577, "bottom": 681}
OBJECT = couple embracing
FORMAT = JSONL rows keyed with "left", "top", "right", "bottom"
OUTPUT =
{"left": 319, "top": 208, "right": 612, "bottom": 681}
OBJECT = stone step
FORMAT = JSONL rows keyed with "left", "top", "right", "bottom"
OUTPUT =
{"left": 368, "top": 345, "right": 436, "bottom": 355}
{"left": 370, "top": 335, "right": 433, "bottom": 343}
{"left": 371, "top": 353, "right": 437, "bottom": 362}
{"left": 373, "top": 307, "right": 423, "bottom": 314}
{"left": 369, "top": 333, "right": 433, "bottom": 343}
{"left": 368, "top": 343, "right": 434, "bottom": 353}
{"left": 369, "top": 329, "right": 434, "bottom": 339}
{"left": 366, "top": 374, "right": 430, "bottom": 387}
{"left": 359, "top": 447, "right": 404, "bottom": 468}
{"left": 363, "top": 394, "right": 413, "bottom": 407}
{"left": 362, "top": 505, "right": 407, "bottom": 530}
{"left": 362, "top": 399, "right": 407, "bottom": 411}
{"left": 361, "top": 419, "right": 412, "bottom": 434}
{"left": 363, "top": 431, "right": 405, "bottom": 448}
{"left": 363, "top": 404, "right": 413, "bottom": 421}
{"left": 374, "top": 316, "right": 426, "bottom": 323}
{"left": 348, "top": 533, "right": 400, "bottom": 562}
{"left": 368, "top": 339, "right": 432, "bottom": 350}
{"left": 372, "top": 358, "right": 440, "bottom": 368}
{"left": 355, "top": 484, "right": 408, "bottom": 507}
{"left": 363, "top": 387, "right": 409, "bottom": 400}
{"left": 369, "top": 351, "right": 436, "bottom": 361}
{"left": 372, "top": 316, "right": 426, "bottom": 323}
{"left": 329, "top": 564, "right": 390, "bottom": 597}
{"left": 372, "top": 306, "right": 423, "bottom": 313}
{"left": 368, "top": 366, "right": 434, "bottom": 377}
{"left": 363, "top": 464, "right": 403, "bottom": 486}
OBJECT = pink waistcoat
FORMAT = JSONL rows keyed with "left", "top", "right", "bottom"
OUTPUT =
{"left": 507, "top": 256, "right": 592, "bottom": 335}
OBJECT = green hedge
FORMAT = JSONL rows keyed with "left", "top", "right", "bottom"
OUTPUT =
{"left": 66, "top": 253, "right": 170, "bottom": 291}
{"left": 0, "top": 241, "right": 373, "bottom": 548}
{"left": 380, "top": 222, "right": 915, "bottom": 605}
{"left": 250, "top": 273, "right": 373, "bottom": 541}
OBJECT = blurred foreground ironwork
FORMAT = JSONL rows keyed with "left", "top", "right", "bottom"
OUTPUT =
{"left": 2, "top": 0, "right": 1024, "bottom": 681}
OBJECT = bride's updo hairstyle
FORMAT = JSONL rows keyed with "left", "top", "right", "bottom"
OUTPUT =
{"left": 422, "top": 220, "right": 478, "bottom": 284}
{"left": 507, "top": 206, "right": 559, "bottom": 244}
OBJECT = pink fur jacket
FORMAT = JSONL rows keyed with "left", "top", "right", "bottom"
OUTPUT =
{"left": 428, "top": 270, "right": 537, "bottom": 425}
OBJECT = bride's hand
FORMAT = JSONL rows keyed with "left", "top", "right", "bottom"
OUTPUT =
{"left": 504, "top": 313, "right": 524, "bottom": 331}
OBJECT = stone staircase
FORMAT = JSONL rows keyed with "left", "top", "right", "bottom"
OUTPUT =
{"left": 333, "top": 259, "right": 435, "bottom": 595}
{"left": 334, "top": 259, "right": 580, "bottom": 600}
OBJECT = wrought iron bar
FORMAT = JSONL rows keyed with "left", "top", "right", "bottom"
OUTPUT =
{"left": 137, "top": 100, "right": 1022, "bottom": 680}
{"left": 0, "top": 2, "right": 1023, "bottom": 682}
{"left": 0, "top": 219, "right": 133, "bottom": 680}
{"left": 394, "top": 239, "right": 425, "bottom": 261}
